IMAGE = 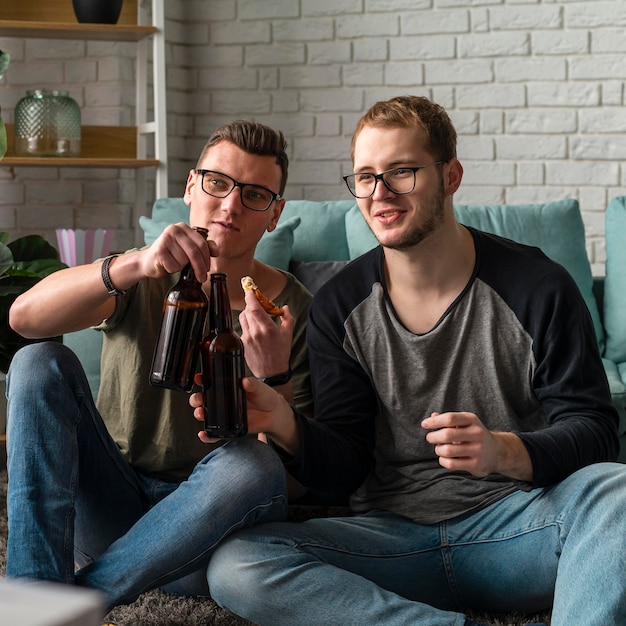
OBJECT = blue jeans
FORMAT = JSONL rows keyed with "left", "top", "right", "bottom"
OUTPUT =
{"left": 209, "top": 462, "right": 626, "bottom": 626}
{"left": 5, "top": 342, "right": 288, "bottom": 610}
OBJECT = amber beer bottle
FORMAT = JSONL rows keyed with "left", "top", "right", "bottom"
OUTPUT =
{"left": 149, "top": 227, "right": 209, "bottom": 392}
{"left": 201, "top": 272, "right": 248, "bottom": 438}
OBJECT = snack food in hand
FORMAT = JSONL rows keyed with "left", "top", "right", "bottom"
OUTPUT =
{"left": 241, "top": 276, "right": 284, "bottom": 316}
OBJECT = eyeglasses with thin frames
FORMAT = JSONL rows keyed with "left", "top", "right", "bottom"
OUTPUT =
{"left": 196, "top": 169, "right": 281, "bottom": 212}
{"left": 343, "top": 162, "right": 444, "bottom": 199}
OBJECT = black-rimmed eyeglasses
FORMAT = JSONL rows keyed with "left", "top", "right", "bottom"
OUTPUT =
{"left": 196, "top": 169, "right": 281, "bottom": 212}
{"left": 343, "top": 162, "right": 444, "bottom": 199}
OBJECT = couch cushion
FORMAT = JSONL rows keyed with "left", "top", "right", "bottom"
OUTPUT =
{"left": 63, "top": 328, "right": 103, "bottom": 400}
{"left": 453, "top": 199, "right": 604, "bottom": 350}
{"left": 139, "top": 199, "right": 300, "bottom": 270}
{"left": 281, "top": 200, "right": 355, "bottom": 262}
{"left": 345, "top": 205, "right": 378, "bottom": 259}
{"left": 604, "top": 196, "right": 626, "bottom": 364}
{"left": 289, "top": 260, "right": 350, "bottom": 295}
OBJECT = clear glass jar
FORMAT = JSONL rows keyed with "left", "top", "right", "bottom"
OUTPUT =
{"left": 14, "top": 89, "right": 81, "bottom": 157}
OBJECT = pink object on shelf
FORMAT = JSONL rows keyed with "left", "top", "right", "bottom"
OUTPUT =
{"left": 56, "top": 229, "right": 114, "bottom": 267}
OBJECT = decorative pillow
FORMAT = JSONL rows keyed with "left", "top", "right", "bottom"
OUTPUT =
{"left": 604, "top": 196, "right": 626, "bottom": 364}
{"left": 139, "top": 212, "right": 300, "bottom": 271}
{"left": 254, "top": 216, "right": 301, "bottom": 270}
{"left": 344, "top": 204, "right": 378, "bottom": 259}
{"left": 281, "top": 200, "right": 355, "bottom": 262}
{"left": 289, "top": 260, "right": 350, "bottom": 294}
{"left": 453, "top": 199, "right": 604, "bottom": 350}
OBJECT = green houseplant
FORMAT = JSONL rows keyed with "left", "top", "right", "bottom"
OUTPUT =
{"left": 0, "top": 233, "right": 67, "bottom": 372}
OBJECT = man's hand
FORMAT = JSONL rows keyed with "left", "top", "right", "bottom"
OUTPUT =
{"left": 422, "top": 411, "right": 533, "bottom": 482}
{"left": 140, "top": 222, "right": 216, "bottom": 284}
{"left": 239, "top": 289, "right": 294, "bottom": 380}
{"left": 190, "top": 373, "right": 300, "bottom": 454}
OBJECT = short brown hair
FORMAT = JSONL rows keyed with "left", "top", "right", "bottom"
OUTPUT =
{"left": 197, "top": 120, "right": 289, "bottom": 195}
{"left": 350, "top": 95, "right": 457, "bottom": 164}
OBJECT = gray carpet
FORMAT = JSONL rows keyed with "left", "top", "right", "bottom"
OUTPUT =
{"left": 0, "top": 467, "right": 550, "bottom": 625}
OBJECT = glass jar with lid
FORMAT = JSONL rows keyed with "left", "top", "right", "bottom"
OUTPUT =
{"left": 14, "top": 89, "right": 81, "bottom": 157}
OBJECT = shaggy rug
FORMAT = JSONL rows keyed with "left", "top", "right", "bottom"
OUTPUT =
{"left": 0, "top": 467, "right": 551, "bottom": 625}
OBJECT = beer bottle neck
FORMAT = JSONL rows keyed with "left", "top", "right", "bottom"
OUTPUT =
{"left": 209, "top": 273, "right": 233, "bottom": 331}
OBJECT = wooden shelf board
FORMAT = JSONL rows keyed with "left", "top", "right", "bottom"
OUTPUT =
{"left": 2, "top": 124, "right": 159, "bottom": 168}
{"left": 0, "top": 20, "right": 156, "bottom": 42}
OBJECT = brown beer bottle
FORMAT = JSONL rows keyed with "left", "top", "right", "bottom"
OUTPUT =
{"left": 149, "top": 227, "right": 209, "bottom": 392}
{"left": 201, "top": 272, "right": 248, "bottom": 438}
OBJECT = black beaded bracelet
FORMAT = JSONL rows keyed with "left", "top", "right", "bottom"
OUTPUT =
{"left": 101, "top": 254, "right": 127, "bottom": 297}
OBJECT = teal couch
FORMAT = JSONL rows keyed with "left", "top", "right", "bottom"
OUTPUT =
{"left": 65, "top": 196, "right": 626, "bottom": 461}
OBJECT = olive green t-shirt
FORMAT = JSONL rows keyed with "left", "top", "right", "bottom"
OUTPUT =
{"left": 96, "top": 270, "right": 312, "bottom": 481}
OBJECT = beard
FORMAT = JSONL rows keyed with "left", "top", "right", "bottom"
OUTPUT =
{"left": 379, "top": 177, "right": 447, "bottom": 251}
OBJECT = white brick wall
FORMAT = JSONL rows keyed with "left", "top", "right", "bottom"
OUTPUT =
{"left": 1, "top": 0, "right": 625, "bottom": 275}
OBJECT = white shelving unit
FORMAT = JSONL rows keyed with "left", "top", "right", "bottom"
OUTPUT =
{"left": 0, "top": 0, "right": 168, "bottom": 245}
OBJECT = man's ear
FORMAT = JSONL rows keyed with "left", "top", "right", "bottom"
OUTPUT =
{"left": 183, "top": 169, "right": 196, "bottom": 206}
{"left": 266, "top": 198, "right": 286, "bottom": 233}
{"left": 443, "top": 159, "right": 463, "bottom": 197}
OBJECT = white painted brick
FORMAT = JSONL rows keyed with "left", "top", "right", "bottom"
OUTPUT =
{"left": 293, "top": 136, "right": 352, "bottom": 160}
{"left": 302, "top": 0, "right": 363, "bottom": 17}
{"left": 390, "top": 35, "right": 455, "bottom": 60}
{"left": 287, "top": 160, "right": 342, "bottom": 184}
{"left": 528, "top": 82, "right": 599, "bottom": 107}
{"left": 66, "top": 60, "right": 98, "bottom": 84}
{"left": 210, "top": 22, "right": 270, "bottom": 45}
{"left": 0, "top": 208, "right": 17, "bottom": 230}
{"left": 462, "top": 161, "right": 515, "bottom": 186}
{"left": 354, "top": 39, "right": 389, "bottom": 62}
{"left": 25, "top": 40, "right": 85, "bottom": 59}
{"left": 455, "top": 187, "right": 506, "bottom": 205}
{"left": 470, "top": 8, "right": 489, "bottom": 33}
{"left": 211, "top": 91, "right": 272, "bottom": 114}
{"left": 431, "top": 86, "right": 454, "bottom": 110}
{"left": 580, "top": 108, "right": 626, "bottom": 133}
{"left": 384, "top": 62, "right": 424, "bottom": 87}
{"left": 457, "top": 136, "right": 495, "bottom": 160}
{"left": 345, "top": 63, "right": 384, "bottom": 86}
{"left": 495, "top": 57, "right": 566, "bottom": 81}
{"left": 246, "top": 43, "right": 306, "bottom": 67}
{"left": 308, "top": 41, "right": 351, "bottom": 65}
{"left": 240, "top": 0, "right": 299, "bottom": 20}
{"left": 579, "top": 187, "right": 609, "bottom": 214}
{"left": 546, "top": 162, "right": 619, "bottom": 186}
{"left": 456, "top": 84, "right": 526, "bottom": 108}
{"left": 425, "top": 60, "right": 493, "bottom": 84}
{"left": 336, "top": 15, "right": 400, "bottom": 38}
{"left": 439, "top": 0, "right": 500, "bottom": 6}
{"left": 503, "top": 186, "right": 575, "bottom": 205}
{"left": 517, "top": 162, "right": 545, "bottom": 186}
{"left": 192, "top": 46, "right": 244, "bottom": 68}
{"left": 450, "top": 111, "right": 479, "bottom": 135}
{"left": 532, "top": 30, "right": 589, "bottom": 55}
{"left": 570, "top": 55, "right": 626, "bottom": 80}
{"left": 185, "top": 0, "right": 235, "bottom": 21}
{"left": 479, "top": 110, "right": 504, "bottom": 134}
{"left": 281, "top": 66, "right": 342, "bottom": 88}
{"left": 601, "top": 81, "right": 624, "bottom": 105}
{"left": 570, "top": 137, "right": 626, "bottom": 160}
{"left": 565, "top": 1, "right": 626, "bottom": 28}
{"left": 459, "top": 32, "right": 530, "bottom": 58}
{"left": 489, "top": 5, "right": 562, "bottom": 30}
{"left": 260, "top": 68, "right": 279, "bottom": 90}
{"left": 198, "top": 67, "right": 258, "bottom": 90}
{"left": 273, "top": 19, "right": 334, "bottom": 42}
{"left": 301, "top": 89, "right": 364, "bottom": 112}
{"left": 402, "top": 10, "right": 469, "bottom": 35}
{"left": 315, "top": 113, "right": 342, "bottom": 136}
{"left": 11, "top": 61, "right": 65, "bottom": 86}
{"left": 273, "top": 91, "right": 300, "bottom": 113}
{"left": 592, "top": 28, "right": 626, "bottom": 53}
{"left": 167, "top": 21, "right": 209, "bottom": 45}
{"left": 496, "top": 136, "right": 566, "bottom": 160}
{"left": 506, "top": 109, "right": 577, "bottom": 134}
{"left": 366, "top": 0, "right": 431, "bottom": 11}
